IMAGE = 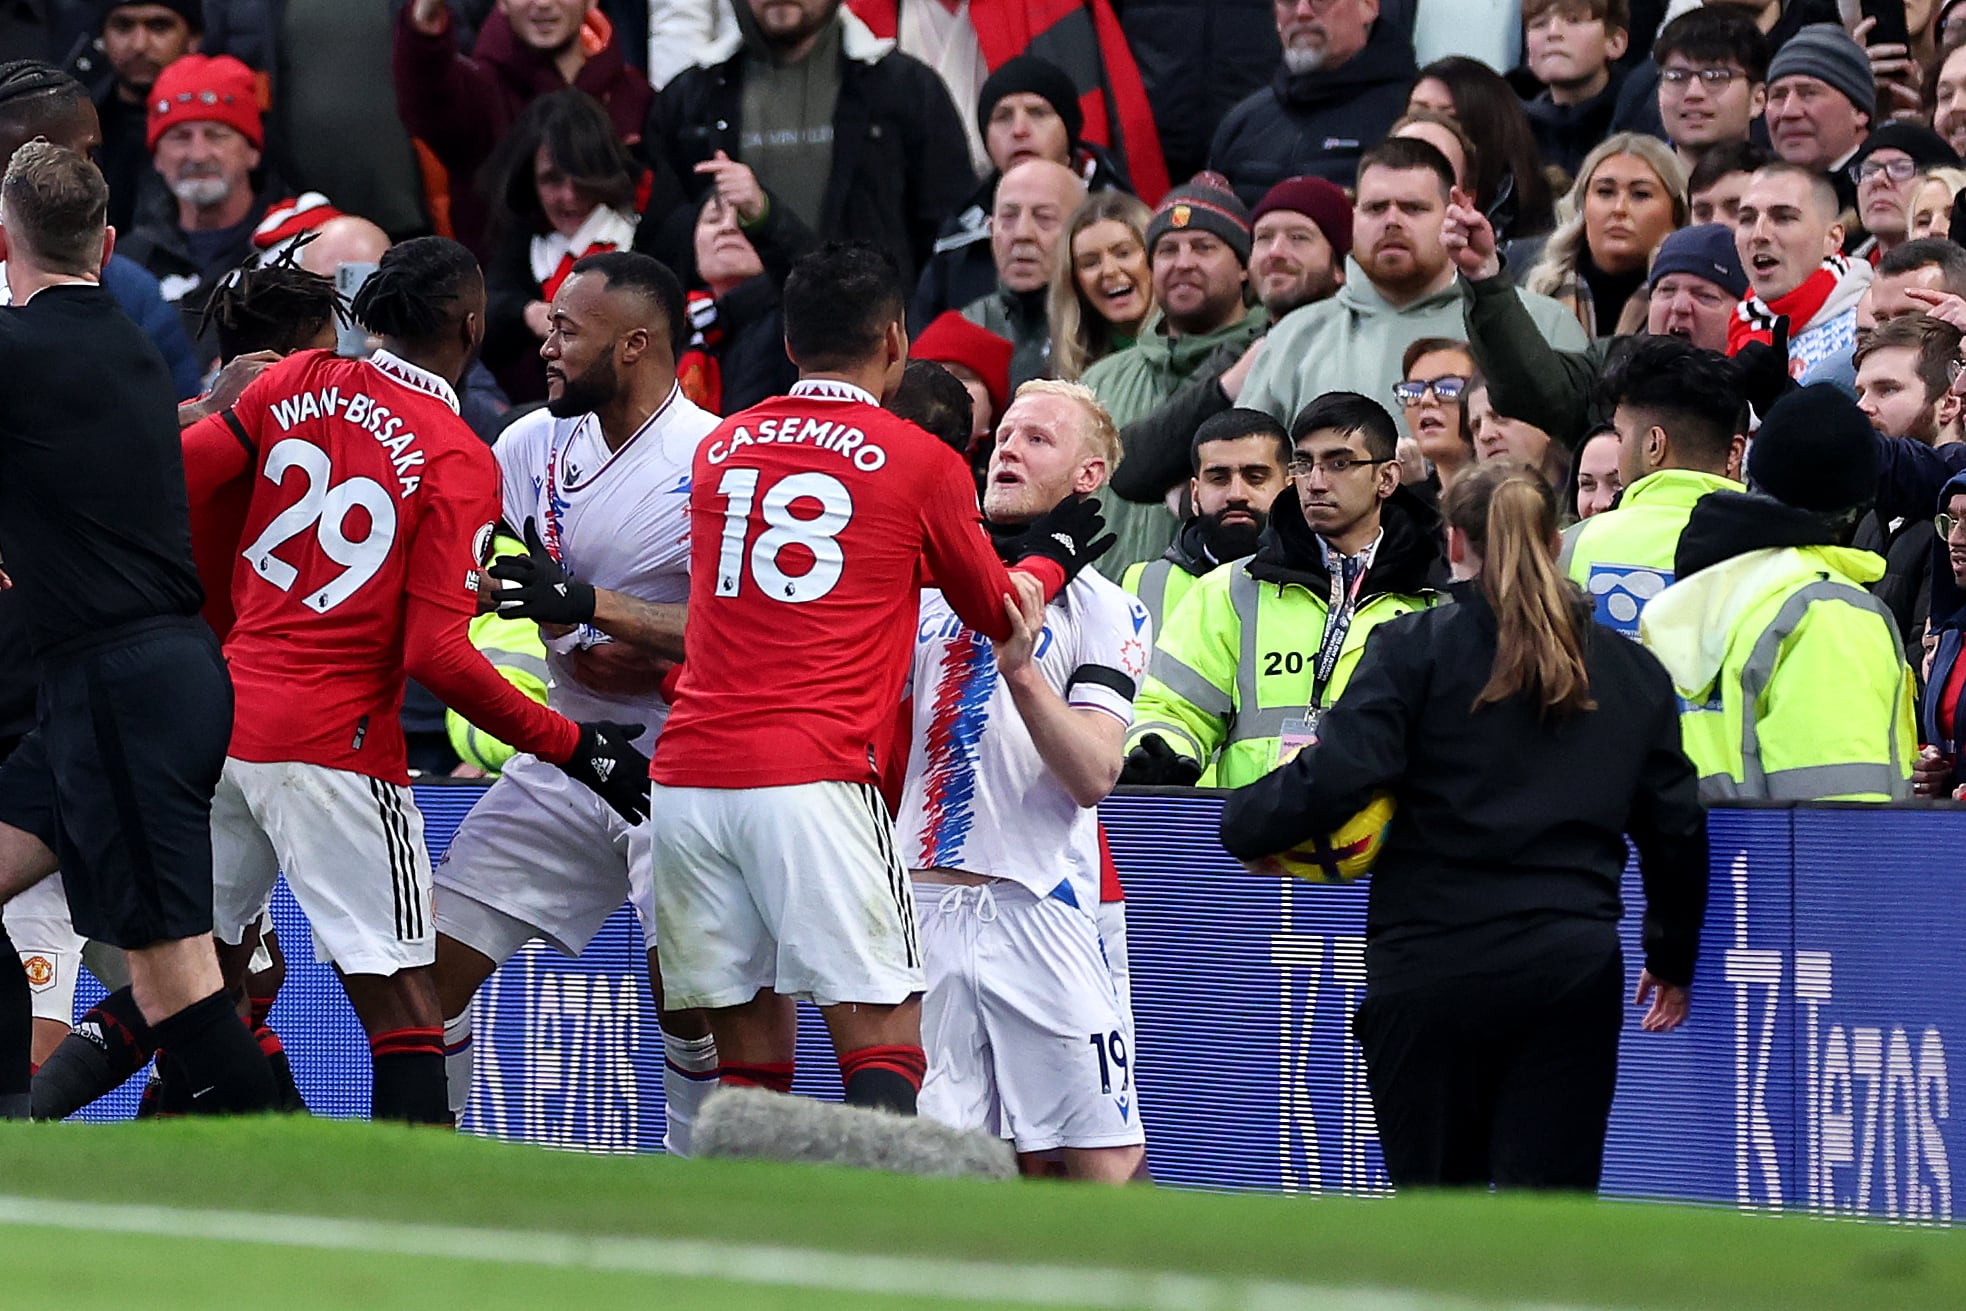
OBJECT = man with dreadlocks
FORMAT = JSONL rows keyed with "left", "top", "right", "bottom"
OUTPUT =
{"left": 103, "top": 237, "right": 653, "bottom": 1126}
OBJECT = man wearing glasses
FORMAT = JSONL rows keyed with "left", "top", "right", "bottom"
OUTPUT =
{"left": 1649, "top": 6, "right": 1770, "bottom": 176}
{"left": 1123, "top": 392, "right": 1445, "bottom": 789}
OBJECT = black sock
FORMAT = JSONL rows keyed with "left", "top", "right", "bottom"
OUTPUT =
{"left": 149, "top": 992, "right": 278, "bottom": 1115}
{"left": 31, "top": 985, "right": 154, "bottom": 1120}
{"left": 370, "top": 1027, "right": 450, "bottom": 1125}
{"left": 838, "top": 1044, "right": 926, "bottom": 1116}
{"left": 0, "top": 928, "right": 28, "bottom": 1119}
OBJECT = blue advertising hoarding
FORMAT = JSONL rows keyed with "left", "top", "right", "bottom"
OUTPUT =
{"left": 70, "top": 787, "right": 1965, "bottom": 1222}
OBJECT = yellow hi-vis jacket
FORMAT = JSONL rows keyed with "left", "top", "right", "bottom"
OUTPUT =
{"left": 1560, "top": 469, "right": 1743, "bottom": 638}
{"left": 1127, "top": 494, "right": 1446, "bottom": 788}
{"left": 446, "top": 534, "right": 550, "bottom": 775}
{"left": 1638, "top": 544, "right": 1915, "bottom": 803}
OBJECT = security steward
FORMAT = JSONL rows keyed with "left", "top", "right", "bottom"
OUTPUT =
{"left": 1562, "top": 336, "right": 1745, "bottom": 638}
{"left": 1120, "top": 408, "right": 1290, "bottom": 637}
{"left": 1121, "top": 392, "right": 1447, "bottom": 789}
{"left": 1640, "top": 384, "right": 1918, "bottom": 802}
{"left": 1223, "top": 461, "right": 1709, "bottom": 1192}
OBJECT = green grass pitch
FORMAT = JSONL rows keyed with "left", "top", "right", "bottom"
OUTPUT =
{"left": 2, "top": 1117, "right": 1963, "bottom": 1309}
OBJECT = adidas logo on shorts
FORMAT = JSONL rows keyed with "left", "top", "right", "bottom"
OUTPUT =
{"left": 74, "top": 1021, "right": 106, "bottom": 1051}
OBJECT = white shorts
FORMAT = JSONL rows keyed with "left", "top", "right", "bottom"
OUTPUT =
{"left": 648, "top": 780, "right": 921, "bottom": 1011}
{"left": 915, "top": 878, "right": 1144, "bottom": 1153}
{"left": 211, "top": 758, "right": 432, "bottom": 976}
{"left": 435, "top": 753, "right": 655, "bottom": 962}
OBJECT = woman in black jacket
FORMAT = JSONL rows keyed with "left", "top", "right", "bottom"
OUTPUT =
{"left": 1222, "top": 460, "right": 1708, "bottom": 1192}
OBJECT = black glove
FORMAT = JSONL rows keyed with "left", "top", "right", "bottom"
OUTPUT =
{"left": 1119, "top": 733, "right": 1203, "bottom": 787}
{"left": 1008, "top": 494, "right": 1116, "bottom": 582}
{"left": 558, "top": 721, "right": 651, "bottom": 824}
{"left": 1733, "top": 316, "right": 1794, "bottom": 417}
{"left": 488, "top": 517, "right": 596, "bottom": 625}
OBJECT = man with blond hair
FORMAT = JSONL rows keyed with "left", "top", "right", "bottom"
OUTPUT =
{"left": 898, "top": 377, "right": 1151, "bottom": 1183}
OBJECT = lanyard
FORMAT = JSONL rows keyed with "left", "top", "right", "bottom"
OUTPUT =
{"left": 1306, "top": 550, "right": 1372, "bottom": 712}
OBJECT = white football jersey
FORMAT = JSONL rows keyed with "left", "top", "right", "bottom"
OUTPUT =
{"left": 898, "top": 569, "right": 1151, "bottom": 909}
{"left": 493, "top": 386, "right": 718, "bottom": 736}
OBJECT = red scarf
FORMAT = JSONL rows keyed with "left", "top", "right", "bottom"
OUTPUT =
{"left": 1727, "top": 257, "right": 1844, "bottom": 358}
{"left": 676, "top": 289, "right": 725, "bottom": 414}
{"left": 850, "top": 0, "right": 1169, "bottom": 203}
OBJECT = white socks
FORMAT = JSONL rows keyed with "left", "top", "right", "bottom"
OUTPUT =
{"left": 661, "top": 1028, "right": 718, "bottom": 1157}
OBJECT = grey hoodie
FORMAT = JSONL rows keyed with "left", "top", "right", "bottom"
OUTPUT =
{"left": 1240, "top": 256, "right": 1589, "bottom": 429}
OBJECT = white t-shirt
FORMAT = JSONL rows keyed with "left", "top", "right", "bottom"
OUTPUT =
{"left": 492, "top": 386, "right": 718, "bottom": 737}
{"left": 897, "top": 569, "right": 1151, "bottom": 909}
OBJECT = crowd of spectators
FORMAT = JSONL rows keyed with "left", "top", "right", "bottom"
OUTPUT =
{"left": 2, "top": 0, "right": 1963, "bottom": 797}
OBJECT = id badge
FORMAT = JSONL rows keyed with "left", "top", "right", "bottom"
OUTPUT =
{"left": 1276, "top": 710, "right": 1322, "bottom": 765}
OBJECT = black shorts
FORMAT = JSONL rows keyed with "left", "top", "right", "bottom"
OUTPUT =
{"left": 0, "top": 618, "right": 232, "bottom": 950}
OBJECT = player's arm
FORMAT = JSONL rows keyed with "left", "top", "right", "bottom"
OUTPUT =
{"left": 991, "top": 577, "right": 1127, "bottom": 808}
{"left": 180, "top": 409, "right": 256, "bottom": 500}
{"left": 485, "top": 519, "right": 688, "bottom": 661}
{"left": 177, "top": 350, "right": 281, "bottom": 430}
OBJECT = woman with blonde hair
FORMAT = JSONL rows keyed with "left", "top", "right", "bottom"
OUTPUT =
{"left": 1909, "top": 165, "right": 1966, "bottom": 240}
{"left": 1524, "top": 133, "right": 1688, "bottom": 341}
{"left": 1223, "top": 460, "right": 1707, "bottom": 1192}
{"left": 1048, "top": 191, "right": 1155, "bottom": 381}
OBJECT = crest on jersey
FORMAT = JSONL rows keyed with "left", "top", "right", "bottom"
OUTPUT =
{"left": 472, "top": 521, "right": 495, "bottom": 565}
{"left": 22, "top": 955, "right": 53, "bottom": 990}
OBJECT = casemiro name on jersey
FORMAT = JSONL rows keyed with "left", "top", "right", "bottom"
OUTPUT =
{"left": 705, "top": 415, "right": 890, "bottom": 473}
{"left": 268, "top": 384, "right": 429, "bottom": 497}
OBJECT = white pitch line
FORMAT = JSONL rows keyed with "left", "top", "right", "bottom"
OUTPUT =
{"left": 0, "top": 1194, "right": 1623, "bottom": 1311}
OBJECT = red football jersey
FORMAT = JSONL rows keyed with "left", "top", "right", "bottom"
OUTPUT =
{"left": 182, "top": 349, "right": 557, "bottom": 782}
{"left": 652, "top": 380, "right": 1032, "bottom": 790}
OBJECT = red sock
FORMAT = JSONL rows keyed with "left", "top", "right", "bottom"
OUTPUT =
{"left": 718, "top": 1061, "right": 795, "bottom": 1094}
{"left": 838, "top": 1044, "right": 925, "bottom": 1114}
{"left": 250, "top": 1017, "right": 284, "bottom": 1061}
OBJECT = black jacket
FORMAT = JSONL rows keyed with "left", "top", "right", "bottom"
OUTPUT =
{"left": 1115, "top": 0, "right": 1277, "bottom": 185}
{"left": 118, "top": 177, "right": 285, "bottom": 364}
{"left": 1525, "top": 68, "right": 1627, "bottom": 185}
{"left": 686, "top": 196, "right": 817, "bottom": 416}
{"left": 1250, "top": 482, "right": 1449, "bottom": 599}
{"left": 1222, "top": 581, "right": 1709, "bottom": 991}
{"left": 908, "top": 142, "right": 1131, "bottom": 334}
{"left": 642, "top": 19, "right": 976, "bottom": 295}
{"left": 1206, "top": 18, "right": 1416, "bottom": 203}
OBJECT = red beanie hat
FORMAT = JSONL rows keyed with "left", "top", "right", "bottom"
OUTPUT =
{"left": 147, "top": 54, "right": 263, "bottom": 152}
{"left": 912, "top": 312, "right": 1013, "bottom": 419}
{"left": 1252, "top": 176, "right": 1354, "bottom": 261}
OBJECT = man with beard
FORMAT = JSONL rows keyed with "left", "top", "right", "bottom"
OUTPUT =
{"left": 1119, "top": 408, "right": 1290, "bottom": 637}
{"left": 1207, "top": 0, "right": 1415, "bottom": 200}
{"left": 1241, "top": 138, "right": 1586, "bottom": 442}
{"left": 89, "top": 1, "right": 200, "bottom": 235}
{"left": 429, "top": 251, "right": 723, "bottom": 1151}
{"left": 1121, "top": 392, "right": 1447, "bottom": 788}
{"left": 1108, "top": 175, "right": 1351, "bottom": 513}
{"left": 644, "top": 0, "right": 972, "bottom": 291}
{"left": 960, "top": 158, "right": 1085, "bottom": 392}
{"left": 1083, "top": 172, "right": 1264, "bottom": 572}
{"left": 117, "top": 54, "right": 293, "bottom": 363}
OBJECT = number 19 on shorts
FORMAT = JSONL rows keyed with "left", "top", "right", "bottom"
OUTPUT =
{"left": 1089, "top": 1029, "right": 1130, "bottom": 1095}
{"left": 715, "top": 468, "right": 855, "bottom": 603}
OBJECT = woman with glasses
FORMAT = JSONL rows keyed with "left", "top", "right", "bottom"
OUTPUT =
{"left": 1395, "top": 337, "right": 1476, "bottom": 501}
{"left": 1523, "top": 133, "right": 1689, "bottom": 341}
{"left": 1850, "top": 125, "right": 1961, "bottom": 265}
{"left": 1222, "top": 460, "right": 1708, "bottom": 1192}
{"left": 1916, "top": 475, "right": 1966, "bottom": 798}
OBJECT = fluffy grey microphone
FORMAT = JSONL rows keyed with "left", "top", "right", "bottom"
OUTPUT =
{"left": 691, "top": 1087, "right": 1017, "bottom": 1181}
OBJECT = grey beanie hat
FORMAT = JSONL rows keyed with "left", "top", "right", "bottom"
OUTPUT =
{"left": 1766, "top": 23, "right": 1876, "bottom": 117}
